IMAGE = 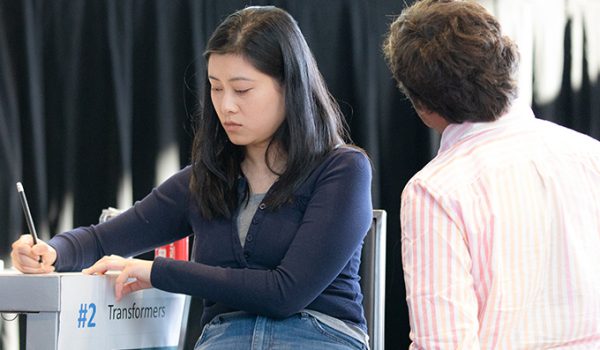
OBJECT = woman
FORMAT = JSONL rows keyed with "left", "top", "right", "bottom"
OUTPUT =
{"left": 11, "top": 6, "right": 372, "bottom": 349}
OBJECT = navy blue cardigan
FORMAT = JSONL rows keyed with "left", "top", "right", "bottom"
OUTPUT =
{"left": 49, "top": 146, "right": 373, "bottom": 331}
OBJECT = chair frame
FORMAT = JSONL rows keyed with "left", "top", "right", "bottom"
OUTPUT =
{"left": 360, "top": 209, "right": 387, "bottom": 350}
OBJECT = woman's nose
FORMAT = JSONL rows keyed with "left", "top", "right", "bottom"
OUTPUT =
{"left": 220, "top": 91, "right": 239, "bottom": 114}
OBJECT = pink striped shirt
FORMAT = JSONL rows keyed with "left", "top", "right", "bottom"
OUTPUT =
{"left": 401, "top": 101, "right": 600, "bottom": 349}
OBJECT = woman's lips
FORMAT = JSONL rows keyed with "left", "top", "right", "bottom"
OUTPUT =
{"left": 223, "top": 121, "right": 242, "bottom": 131}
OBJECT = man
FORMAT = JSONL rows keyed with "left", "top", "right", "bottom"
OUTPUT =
{"left": 383, "top": 0, "right": 600, "bottom": 348}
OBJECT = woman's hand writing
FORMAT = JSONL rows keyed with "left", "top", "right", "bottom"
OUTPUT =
{"left": 10, "top": 234, "right": 56, "bottom": 274}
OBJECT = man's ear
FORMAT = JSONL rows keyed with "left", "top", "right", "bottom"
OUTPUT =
{"left": 413, "top": 105, "right": 450, "bottom": 134}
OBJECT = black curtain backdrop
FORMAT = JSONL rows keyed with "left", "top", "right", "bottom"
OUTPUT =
{"left": 1, "top": 1, "right": 599, "bottom": 349}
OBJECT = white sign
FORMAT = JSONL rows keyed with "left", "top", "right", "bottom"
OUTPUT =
{"left": 58, "top": 273, "right": 186, "bottom": 349}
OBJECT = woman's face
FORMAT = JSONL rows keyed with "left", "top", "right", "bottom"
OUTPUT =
{"left": 208, "top": 54, "right": 286, "bottom": 150}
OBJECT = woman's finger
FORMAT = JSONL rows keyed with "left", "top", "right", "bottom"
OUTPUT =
{"left": 113, "top": 260, "right": 153, "bottom": 301}
{"left": 16, "top": 261, "right": 55, "bottom": 274}
{"left": 121, "top": 280, "right": 146, "bottom": 298}
{"left": 10, "top": 250, "right": 23, "bottom": 270}
{"left": 12, "top": 235, "right": 33, "bottom": 249}
{"left": 114, "top": 266, "right": 133, "bottom": 301}
{"left": 82, "top": 263, "right": 109, "bottom": 275}
{"left": 114, "top": 265, "right": 131, "bottom": 286}
{"left": 82, "top": 255, "right": 126, "bottom": 275}
{"left": 12, "top": 242, "right": 35, "bottom": 257}
{"left": 11, "top": 249, "right": 42, "bottom": 271}
{"left": 16, "top": 251, "right": 41, "bottom": 266}
{"left": 82, "top": 260, "right": 111, "bottom": 275}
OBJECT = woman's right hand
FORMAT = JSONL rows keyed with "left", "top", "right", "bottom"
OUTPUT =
{"left": 10, "top": 234, "right": 56, "bottom": 274}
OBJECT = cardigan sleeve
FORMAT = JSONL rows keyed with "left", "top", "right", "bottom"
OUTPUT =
{"left": 49, "top": 167, "right": 192, "bottom": 271}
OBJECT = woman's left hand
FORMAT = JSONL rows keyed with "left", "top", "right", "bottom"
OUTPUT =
{"left": 82, "top": 255, "right": 153, "bottom": 301}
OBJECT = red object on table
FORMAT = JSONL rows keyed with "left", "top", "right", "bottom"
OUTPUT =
{"left": 155, "top": 237, "right": 189, "bottom": 261}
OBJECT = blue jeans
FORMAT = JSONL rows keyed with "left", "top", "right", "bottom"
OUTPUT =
{"left": 194, "top": 311, "right": 367, "bottom": 350}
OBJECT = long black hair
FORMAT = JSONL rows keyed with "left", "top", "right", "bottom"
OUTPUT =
{"left": 190, "top": 6, "right": 350, "bottom": 219}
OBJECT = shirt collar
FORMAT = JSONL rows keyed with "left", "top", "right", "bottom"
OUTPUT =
{"left": 438, "top": 99, "right": 535, "bottom": 154}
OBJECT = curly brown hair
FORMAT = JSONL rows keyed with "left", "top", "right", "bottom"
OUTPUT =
{"left": 382, "top": 0, "right": 520, "bottom": 123}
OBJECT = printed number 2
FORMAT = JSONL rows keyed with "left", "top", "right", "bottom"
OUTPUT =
{"left": 88, "top": 303, "right": 96, "bottom": 328}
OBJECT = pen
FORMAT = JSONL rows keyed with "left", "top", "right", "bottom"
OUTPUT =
{"left": 16, "top": 182, "right": 43, "bottom": 263}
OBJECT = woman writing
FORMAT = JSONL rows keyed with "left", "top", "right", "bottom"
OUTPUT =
{"left": 11, "top": 6, "right": 372, "bottom": 349}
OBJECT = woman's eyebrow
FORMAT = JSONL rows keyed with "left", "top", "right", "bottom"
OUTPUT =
{"left": 208, "top": 75, "right": 255, "bottom": 82}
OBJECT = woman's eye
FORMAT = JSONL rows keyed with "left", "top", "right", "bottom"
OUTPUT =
{"left": 211, "top": 87, "right": 223, "bottom": 92}
{"left": 235, "top": 89, "right": 251, "bottom": 94}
